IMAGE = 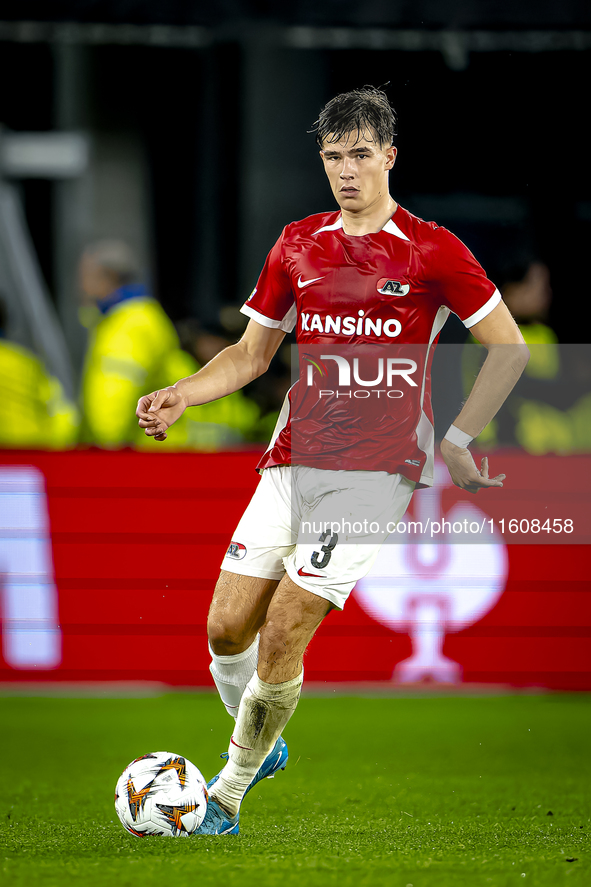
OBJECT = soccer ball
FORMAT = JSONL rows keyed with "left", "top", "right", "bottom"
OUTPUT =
{"left": 114, "top": 751, "right": 208, "bottom": 837}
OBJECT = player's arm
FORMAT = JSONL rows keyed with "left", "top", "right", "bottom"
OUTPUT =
{"left": 136, "top": 319, "right": 285, "bottom": 441}
{"left": 440, "top": 300, "right": 530, "bottom": 493}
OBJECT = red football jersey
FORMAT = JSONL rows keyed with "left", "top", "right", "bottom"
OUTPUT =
{"left": 241, "top": 205, "right": 500, "bottom": 486}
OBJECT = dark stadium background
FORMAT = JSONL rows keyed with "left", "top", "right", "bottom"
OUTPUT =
{"left": 1, "top": 1, "right": 590, "bottom": 346}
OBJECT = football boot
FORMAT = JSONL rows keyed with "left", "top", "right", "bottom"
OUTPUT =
{"left": 191, "top": 796, "right": 239, "bottom": 836}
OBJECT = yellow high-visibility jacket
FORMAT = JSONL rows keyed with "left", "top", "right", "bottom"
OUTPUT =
{"left": 81, "top": 290, "right": 258, "bottom": 449}
{"left": 0, "top": 339, "right": 79, "bottom": 448}
{"left": 464, "top": 322, "right": 590, "bottom": 453}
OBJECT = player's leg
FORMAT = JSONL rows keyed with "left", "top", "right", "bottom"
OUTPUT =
{"left": 206, "top": 465, "right": 296, "bottom": 719}
{"left": 256, "top": 574, "right": 331, "bottom": 682}
{"left": 196, "top": 469, "right": 416, "bottom": 832}
{"left": 208, "top": 570, "right": 280, "bottom": 718}
{"left": 211, "top": 469, "right": 414, "bottom": 809}
{"left": 209, "top": 572, "right": 331, "bottom": 817}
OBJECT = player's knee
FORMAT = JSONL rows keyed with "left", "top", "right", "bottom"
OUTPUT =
{"left": 207, "top": 614, "right": 251, "bottom": 655}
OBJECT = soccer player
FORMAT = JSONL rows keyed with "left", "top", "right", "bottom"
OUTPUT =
{"left": 136, "top": 87, "right": 529, "bottom": 835}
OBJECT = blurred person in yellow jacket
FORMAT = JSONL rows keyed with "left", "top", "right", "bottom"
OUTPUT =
{"left": 78, "top": 241, "right": 259, "bottom": 449}
{"left": 0, "top": 296, "right": 78, "bottom": 448}
{"left": 501, "top": 260, "right": 559, "bottom": 379}
{"left": 465, "top": 259, "right": 591, "bottom": 453}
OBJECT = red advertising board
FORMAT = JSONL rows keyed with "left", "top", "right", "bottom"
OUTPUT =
{"left": 0, "top": 449, "right": 589, "bottom": 690}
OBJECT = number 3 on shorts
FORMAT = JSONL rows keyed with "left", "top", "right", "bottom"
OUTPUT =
{"left": 311, "top": 531, "right": 339, "bottom": 570}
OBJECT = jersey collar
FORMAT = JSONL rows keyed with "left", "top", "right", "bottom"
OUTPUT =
{"left": 313, "top": 212, "right": 410, "bottom": 241}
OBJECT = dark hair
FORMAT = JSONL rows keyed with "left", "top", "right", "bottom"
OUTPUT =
{"left": 313, "top": 86, "right": 397, "bottom": 149}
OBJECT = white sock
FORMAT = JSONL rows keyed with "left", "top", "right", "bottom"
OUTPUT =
{"left": 209, "top": 635, "right": 259, "bottom": 719}
{"left": 211, "top": 670, "right": 303, "bottom": 816}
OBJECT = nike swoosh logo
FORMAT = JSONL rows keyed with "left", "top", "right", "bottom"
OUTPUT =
{"left": 297, "top": 566, "right": 325, "bottom": 578}
{"left": 297, "top": 275, "right": 324, "bottom": 289}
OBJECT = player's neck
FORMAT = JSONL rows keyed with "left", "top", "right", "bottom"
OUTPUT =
{"left": 340, "top": 194, "right": 398, "bottom": 237}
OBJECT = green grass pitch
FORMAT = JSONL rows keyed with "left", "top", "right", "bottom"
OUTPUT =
{"left": 1, "top": 692, "right": 589, "bottom": 887}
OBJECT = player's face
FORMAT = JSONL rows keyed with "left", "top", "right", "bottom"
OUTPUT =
{"left": 320, "top": 130, "right": 397, "bottom": 214}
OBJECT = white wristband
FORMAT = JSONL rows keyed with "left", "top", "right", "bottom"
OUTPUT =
{"left": 444, "top": 424, "right": 474, "bottom": 449}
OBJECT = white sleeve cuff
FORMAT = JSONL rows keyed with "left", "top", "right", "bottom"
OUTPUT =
{"left": 240, "top": 302, "right": 296, "bottom": 334}
{"left": 462, "top": 287, "right": 502, "bottom": 329}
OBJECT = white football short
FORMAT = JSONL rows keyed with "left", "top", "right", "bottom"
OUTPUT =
{"left": 221, "top": 464, "right": 415, "bottom": 610}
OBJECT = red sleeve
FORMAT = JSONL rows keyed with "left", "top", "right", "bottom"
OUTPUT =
{"left": 427, "top": 227, "right": 501, "bottom": 328}
{"left": 240, "top": 228, "right": 296, "bottom": 333}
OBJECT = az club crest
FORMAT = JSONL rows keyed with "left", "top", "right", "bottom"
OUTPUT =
{"left": 226, "top": 541, "right": 247, "bottom": 560}
{"left": 377, "top": 278, "right": 410, "bottom": 296}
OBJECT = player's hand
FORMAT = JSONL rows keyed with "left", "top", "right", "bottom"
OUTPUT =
{"left": 136, "top": 387, "right": 187, "bottom": 441}
{"left": 439, "top": 438, "right": 506, "bottom": 494}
